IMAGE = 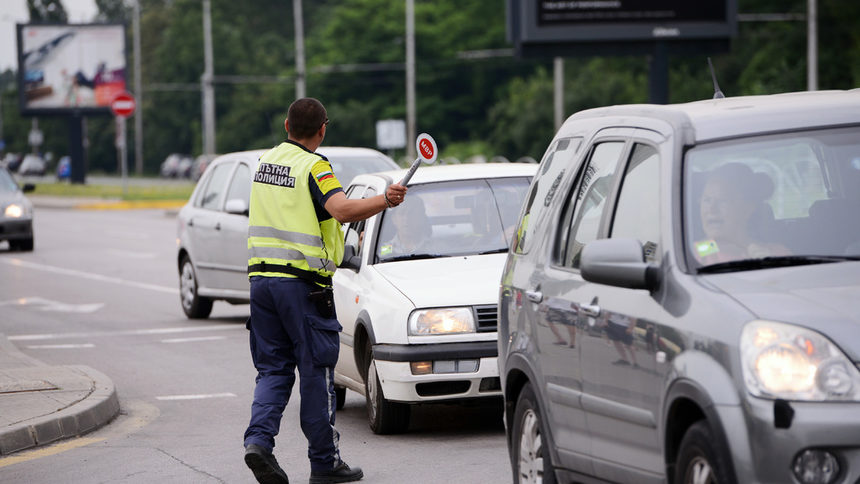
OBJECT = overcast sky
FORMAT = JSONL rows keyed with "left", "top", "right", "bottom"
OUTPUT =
{"left": 1, "top": 0, "right": 98, "bottom": 72}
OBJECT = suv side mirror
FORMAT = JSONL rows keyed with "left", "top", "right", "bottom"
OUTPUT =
{"left": 580, "top": 238, "right": 660, "bottom": 291}
{"left": 339, "top": 244, "right": 361, "bottom": 270}
{"left": 224, "top": 198, "right": 249, "bottom": 216}
{"left": 22, "top": 183, "right": 35, "bottom": 193}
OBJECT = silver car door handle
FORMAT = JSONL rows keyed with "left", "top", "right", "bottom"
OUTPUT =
{"left": 580, "top": 303, "right": 601, "bottom": 317}
{"left": 525, "top": 290, "right": 543, "bottom": 303}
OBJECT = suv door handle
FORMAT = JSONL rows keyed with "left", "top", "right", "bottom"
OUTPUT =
{"left": 580, "top": 303, "right": 601, "bottom": 317}
{"left": 525, "top": 290, "right": 543, "bottom": 303}
{"left": 215, "top": 222, "right": 221, "bottom": 231}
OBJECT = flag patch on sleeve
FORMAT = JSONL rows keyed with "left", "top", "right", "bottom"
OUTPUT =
{"left": 316, "top": 170, "right": 334, "bottom": 182}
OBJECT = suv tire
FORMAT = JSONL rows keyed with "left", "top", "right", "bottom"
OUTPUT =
{"left": 364, "top": 344, "right": 409, "bottom": 434}
{"left": 675, "top": 420, "right": 735, "bottom": 484}
{"left": 179, "top": 255, "right": 213, "bottom": 319}
{"left": 513, "top": 382, "right": 556, "bottom": 484}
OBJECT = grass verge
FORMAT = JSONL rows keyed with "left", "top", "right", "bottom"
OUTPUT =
{"left": 30, "top": 181, "right": 194, "bottom": 201}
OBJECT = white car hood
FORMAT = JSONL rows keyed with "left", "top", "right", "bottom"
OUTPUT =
{"left": 373, "top": 253, "right": 507, "bottom": 309}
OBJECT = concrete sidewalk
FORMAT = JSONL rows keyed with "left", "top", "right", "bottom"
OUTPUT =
{"left": 0, "top": 334, "right": 119, "bottom": 455}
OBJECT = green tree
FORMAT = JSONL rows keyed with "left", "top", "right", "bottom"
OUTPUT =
{"left": 28, "top": 0, "right": 68, "bottom": 23}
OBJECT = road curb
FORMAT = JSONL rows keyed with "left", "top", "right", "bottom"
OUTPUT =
{"left": 0, "top": 335, "right": 120, "bottom": 456}
{"left": 0, "top": 365, "right": 119, "bottom": 455}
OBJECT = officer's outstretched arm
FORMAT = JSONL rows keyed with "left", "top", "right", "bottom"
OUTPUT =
{"left": 325, "top": 183, "right": 407, "bottom": 224}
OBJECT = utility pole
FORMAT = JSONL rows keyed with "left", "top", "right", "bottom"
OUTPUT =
{"left": 293, "top": 0, "right": 306, "bottom": 99}
{"left": 405, "top": 0, "right": 416, "bottom": 160}
{"left": 133, "top": 0, "right": 143, "bottom": 174}
{"left": 807, "top": 0, "right": 817, "bottom": 91}
{"left": 201, "top": 0, "right": 216, "bottom": 155}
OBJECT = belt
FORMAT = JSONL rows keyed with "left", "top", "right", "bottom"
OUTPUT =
{"left": 248, "top": 262, "right": 332, "bottom": 287}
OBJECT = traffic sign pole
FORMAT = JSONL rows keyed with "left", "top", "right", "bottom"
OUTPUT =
{"left": 111, "top": 92, "right": 135, "bottom": 196}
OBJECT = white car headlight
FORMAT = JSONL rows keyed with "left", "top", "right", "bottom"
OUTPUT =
{"left": 5, "top": 203, "right": 24, "bottom": 218}
{"left": 408, "top": 307, "right": 476, "bottom": 336}
{"left": 741, "top": 320, "right": 860, "bottom": 401}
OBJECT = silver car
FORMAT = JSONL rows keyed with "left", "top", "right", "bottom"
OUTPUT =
{"left": 0, "top": 166, "right": 35, "bottom": 251}
{"left": 176, "top": 146, "right": 398, "bottom": 318}
{"left": 499, "top": 90, "right": 860, "bottom": 484}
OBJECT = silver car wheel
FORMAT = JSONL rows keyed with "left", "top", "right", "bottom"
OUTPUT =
{"left": 180, "top": 260, "right": 196, "bottom": 312}
{"left": 685, "top": 456, "right": 715, "bottom": 484}
{"left": 518, "top": 408, "right": 544, "bottom": 484}
{"left": 367, "top": 359, "right": 380, "bottom": 422}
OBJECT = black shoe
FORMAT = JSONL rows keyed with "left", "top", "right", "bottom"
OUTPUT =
{"left": 244, "top": 444, "right": 289, "bottom": 484}
{"left": 309, "top": 461, "right": 363, "bottom": 484}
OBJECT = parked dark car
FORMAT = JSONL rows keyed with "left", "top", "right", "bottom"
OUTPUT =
{"left": 0, "top": 166, "right": 35, "bottom": 251}
{"left": 499, "top": 89, "right": 860, "bottom": 484}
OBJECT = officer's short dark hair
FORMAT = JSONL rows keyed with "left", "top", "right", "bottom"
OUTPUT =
{"left": 287, "top": 98, "right": 327, "bottom": 140}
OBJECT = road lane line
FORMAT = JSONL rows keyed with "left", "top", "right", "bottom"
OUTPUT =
{"left": 26, "top": 343, "right": 96, "bottom": 349}
{"left": 0, "top": 438, "right": 102, "bottom": 468}
{"left": 8, "top": 324, "right": 243, "bottom": 341}
{"left": 156, "top": 393, "right": 236, "bottom": 401}
{"left": 161, "top": 336, "right": 226, "bottom": 344}
{"left": 1, "top": 258, "right": 177, "bottom": 295}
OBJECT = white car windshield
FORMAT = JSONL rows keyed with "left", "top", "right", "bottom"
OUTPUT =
{"left": 376, "top": 176, "right": 532, "bottom": 262}
{"left": 684, "top": 126, "right": 860, "bottom": 270}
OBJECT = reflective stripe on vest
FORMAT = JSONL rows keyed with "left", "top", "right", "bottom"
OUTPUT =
{"left": 247, "top": 142, "right": 343, "bottom": 280}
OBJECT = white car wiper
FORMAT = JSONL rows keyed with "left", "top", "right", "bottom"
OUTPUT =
{"left": 697, "top": 255, "right": 860, "bottom": 274}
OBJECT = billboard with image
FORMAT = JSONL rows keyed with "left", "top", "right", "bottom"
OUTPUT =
{"left": 16, "top": 23, "right": 127, "bottom": 115}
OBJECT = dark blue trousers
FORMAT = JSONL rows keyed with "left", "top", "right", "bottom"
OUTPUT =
{"left": 244, "top": 276, "right": 342, "bottom": 472}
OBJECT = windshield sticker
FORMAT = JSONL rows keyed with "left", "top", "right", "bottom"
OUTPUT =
{"left": 695, "top": 239, "right": 719, "bottom": 257}
{"left": 380, "top": 244, "right": 393, "bottom": 256}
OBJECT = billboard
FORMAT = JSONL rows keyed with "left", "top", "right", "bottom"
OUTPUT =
{"left": 17, "top": 23, "right": 127, "bottom": 115}
{"left": 508, "top": 0, "right": 737, "bottom": 57}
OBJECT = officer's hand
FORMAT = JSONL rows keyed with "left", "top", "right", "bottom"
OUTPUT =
{"left": 386, "top": 183, "right": 407, "bottom": 207}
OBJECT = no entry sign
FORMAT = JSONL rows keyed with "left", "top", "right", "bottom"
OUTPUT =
{"left": 110, "top": 92, "right": 136, "bottom": 117}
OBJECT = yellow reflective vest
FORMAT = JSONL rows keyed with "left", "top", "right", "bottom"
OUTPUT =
{"left": 247, "top": 141, "right": 344, "bottom": 283}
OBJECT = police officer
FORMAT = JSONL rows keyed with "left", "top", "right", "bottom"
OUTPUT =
{"left": 243, "top": 97, "right": 407, "bottom": 484}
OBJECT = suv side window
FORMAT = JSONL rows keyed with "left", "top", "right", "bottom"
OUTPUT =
{"left": 197, "top": 161, "right": 233, "bottom": 210}
{"left": 513, "top": 137, "right": 582, "bottom": 254}
{"left": 610, "top": 143, "right": 661, "bottom": 263}
{"left": 555, "top": 141, "right": 625, "bottom": 269}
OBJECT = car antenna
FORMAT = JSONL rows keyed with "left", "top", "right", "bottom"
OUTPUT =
{"left": 708, "top": 57, "right": 725, "bottom": 99}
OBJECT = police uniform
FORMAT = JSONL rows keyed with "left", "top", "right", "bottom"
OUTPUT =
{"left": 243, "top": 139, "right": 345, "bottom": 473}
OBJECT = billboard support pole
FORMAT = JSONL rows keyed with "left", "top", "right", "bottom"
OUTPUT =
{"left": 648, "top": 40, "right": 669, "bottom": 105}
{"left": 68, "top": 113, "right": 86, "bottom": 184}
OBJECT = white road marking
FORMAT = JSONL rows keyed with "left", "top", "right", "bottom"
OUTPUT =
{"left": 161, "top": 336, "right": 226, "bottom": 344}
{"left": 156, "top": 393, "right": 236, "bottom": 401}
{"left": 26, "top": 343, "right": 96, "bottom": 349}
{"left": 0, "top": 296, "right": 104, "bottom": 313}
{"left": 8, "top": 324, "right": 243, "bottom": 341}
{"left": 0, "top": 258, "right": 177, "bottom": 295}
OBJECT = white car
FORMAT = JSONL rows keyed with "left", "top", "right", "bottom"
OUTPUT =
{"left": 176, "top": 146, "right": 399, "bottom": 318}
{"left": 332, "top": 163, "right": 536, "bottom": 434}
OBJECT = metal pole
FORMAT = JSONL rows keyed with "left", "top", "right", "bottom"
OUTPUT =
{"left": 202, "top": 0, "right": 216, "bottom": 155}
{"left": 807, "top": 0, "right": 817, "bottom": 91}
{"left": 133, "top": 0, "right": 143, "bottom": 175}
{"left": 405, "top": 0, "right": 416, "bottom": 160}
{"left": 553, "top": 57, "right": 564, "bottom": 131}
{"left": 293, "top": 0, "right": 306, "bottom": 99}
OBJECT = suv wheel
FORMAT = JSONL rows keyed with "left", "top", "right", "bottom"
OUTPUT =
{"left": 513, "top": 383, "right": 556, "bottom": 484}
{"left": 335, "top": 385, "right": 346, "bottom": 410}
{"left": 675, "top": 421, "right": 734, "bottom": 484}
{"left": 10, "top": 237, "right": 34, "bottom": 251}
{"left": 179, "top": 256, "right": 213, "bottom": 319}
{"left": 364, "top": 345, "right": 409, "bottom": 434}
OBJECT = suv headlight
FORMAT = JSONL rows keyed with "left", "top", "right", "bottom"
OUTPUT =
{"left": 741, "top": 320, "right": 860, "bottom": 401}
{"left": 4, "top": 203, "right": 25, "bottom": 218}
{"left": 408, "top": 307, "right": 476, "bottom": 336}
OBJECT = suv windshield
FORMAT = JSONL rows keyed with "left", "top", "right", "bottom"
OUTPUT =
{"left": 376, "top": 177, "right": 531, "bottom": 262}
{"left": 684, "top": 126, "right": 860, "bottom": 271}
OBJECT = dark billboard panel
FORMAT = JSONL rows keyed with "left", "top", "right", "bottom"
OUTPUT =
{"left": 508, "top": 0, "right": 736, "bottom": 55}
{"left": 17, "top": 23, "right": 127, "bottom": 115}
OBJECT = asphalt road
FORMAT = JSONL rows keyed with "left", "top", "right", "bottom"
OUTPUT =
{"left": 0, "top": 207, "right": 511, "bottom": 484}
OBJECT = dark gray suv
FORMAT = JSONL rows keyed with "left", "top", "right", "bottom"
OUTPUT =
{"left": 498, "top": 90, "right": 860, "bottom": 484}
